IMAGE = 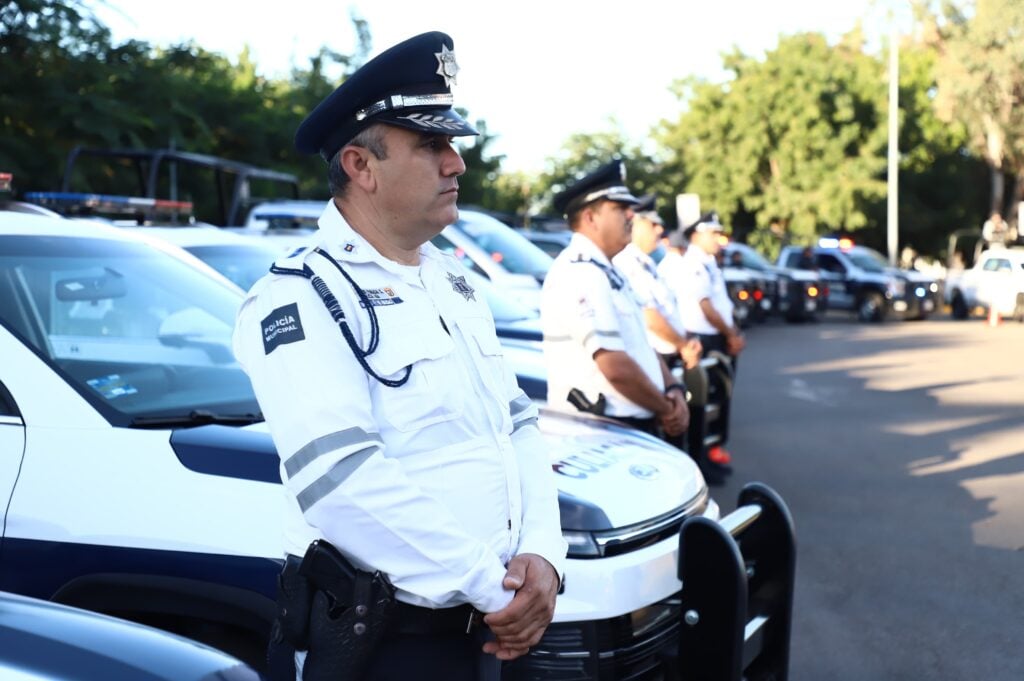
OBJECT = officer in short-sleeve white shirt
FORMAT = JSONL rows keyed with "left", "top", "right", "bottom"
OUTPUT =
{"left": 540, "top": 161, "right": 688, "bottom": 438}
{"left": 660, "top": 213, "right": 746, "bottom": 360}
{"left": 612, "top": 195, "right": 702, "bottom": 370}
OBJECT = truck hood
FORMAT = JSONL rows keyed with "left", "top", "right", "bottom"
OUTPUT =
{"left": 538, "top": 409, "right": 706, "bottom": 531}
{"left": 172, "top": 409, "right": 705, "bottom": 536}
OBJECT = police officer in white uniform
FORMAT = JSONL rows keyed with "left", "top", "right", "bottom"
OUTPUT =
{"left": 540, "top": 161, "right": 688, "bottom": 439}
{"left": 233, "top": 32, "right": 565, "bottom": 681}
{"left": 612, "top": 194, "right": 702, "bottom": 371}
{"left": 660, "top": 213, "right": 746, "bottom": 362}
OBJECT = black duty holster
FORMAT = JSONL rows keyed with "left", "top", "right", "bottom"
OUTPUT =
{"left": 267, "top": 540, "right": 397, "bottom": 681}
{"left": 567, "top": 388, "right": 607, "bottom": 416}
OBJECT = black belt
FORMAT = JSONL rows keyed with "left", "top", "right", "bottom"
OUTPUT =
{"left": 391, "top": 602, "right": 483, "bottom": 635}
{"left": 283, "top": 554, "right": 482, "bottom": 636}
{"left": 612, "top": 415, "right": 659, "bottom": 435}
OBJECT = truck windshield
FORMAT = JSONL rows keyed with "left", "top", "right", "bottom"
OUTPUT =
{"left": 0, "top": 235, "right": 260, "bottom": 426}
{"left": 847, "top": 248, "right": 888, "bottom": 273}
{"left": 454, "top": 212, "right": 554, "bottom": 279}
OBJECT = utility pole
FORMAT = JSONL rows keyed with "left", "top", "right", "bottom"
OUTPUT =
{"left": 887, "top": 19, "right": 900, "bottom": 266}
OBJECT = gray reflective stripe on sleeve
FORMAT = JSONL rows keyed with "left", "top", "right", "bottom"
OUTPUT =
{"left": 582, "top": 329, "right": 621, "bottom": 345}
{"left": 509, "top": 394, "right": 533, "bottom": 419}
{"left": 542, "top": 334, "right": 571, "bottom": 342}
{"left": 512, "top": 416, "right": 538, "bottom": 433}
{"left": 297, "top": 445, "right": 378, "bottom": 512}
{"left": 284, "top": 427, "right": 383, "bottom": 479}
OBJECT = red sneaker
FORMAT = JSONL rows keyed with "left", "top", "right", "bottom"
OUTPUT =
{"left": 708, "top": 445, "right": 732, "bottom": 465}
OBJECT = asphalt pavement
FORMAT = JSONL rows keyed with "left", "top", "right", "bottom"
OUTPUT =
{"left": 717, "top": 313, "right": 1024, "bottom": 681}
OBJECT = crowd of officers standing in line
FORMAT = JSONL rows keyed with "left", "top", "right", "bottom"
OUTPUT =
{"left": 540, "top": 160, "right": 745, "bottom": 485}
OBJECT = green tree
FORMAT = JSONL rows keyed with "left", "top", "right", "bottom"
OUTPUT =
{"left": 0, "top": 0, "right": 372, "bottom": 212}
{"left": 534, "top": 125, "right": 666, "bottom": 220}
{"left": 928, "top": 0, "right": 1024, "bottom": 219}
{"left": 658, "top": 31, "right": 889, "bottom": 255}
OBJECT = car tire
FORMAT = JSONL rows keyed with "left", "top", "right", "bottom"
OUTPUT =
{"left": 857, "top": 292, "right": 884, "bottom": 322}
{"left": 951, "top": 291, "right": 968, "bottom": 320}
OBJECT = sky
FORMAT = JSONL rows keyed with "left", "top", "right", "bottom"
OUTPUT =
{"left": 95, "top": 0, "right": 910, "bottom": 174}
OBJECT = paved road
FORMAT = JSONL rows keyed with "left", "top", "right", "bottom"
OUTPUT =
{"left": 717, "top": 314, "right": 1024, "bottom": 681}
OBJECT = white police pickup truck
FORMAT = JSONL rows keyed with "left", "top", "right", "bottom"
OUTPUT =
{"left": 945, "top": 247, "right": 1024, "bottom": 321}
{"left": 0, "top": 211, "right": 740, "bottom": 678}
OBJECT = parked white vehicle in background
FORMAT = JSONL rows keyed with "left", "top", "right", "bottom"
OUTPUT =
{"left": 945, "top": 247, "right": 1024, "bottom": 321}
{"left": 243, "top": 200, "right": 548, "bottom": 311}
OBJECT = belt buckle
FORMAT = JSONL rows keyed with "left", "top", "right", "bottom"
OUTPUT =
{"left": 465, "top": 608, "right": 481, "bottom": 634}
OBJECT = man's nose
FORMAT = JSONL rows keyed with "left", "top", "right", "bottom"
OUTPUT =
{"left": 444, "top": 146, "right": 466, "bottom": 177}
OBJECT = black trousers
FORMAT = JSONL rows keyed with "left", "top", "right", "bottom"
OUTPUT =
{"left": 360, "top": 629, "right": 498, "bottom": 681}
{"left": 694, "top": 333, "right": 738, "bottom": 373}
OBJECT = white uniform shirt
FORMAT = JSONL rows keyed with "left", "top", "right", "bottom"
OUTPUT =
{"left": 540, "top": 233, "right": 664, "bottom": 419}
{"left": 233, "top": 202, "right": 566, "bottom": 614}
{"left": 612, "top": 243, "right": 687, "bottom": 355}
{"left": 659, "top": 247, "right": 734, "bottom": 335}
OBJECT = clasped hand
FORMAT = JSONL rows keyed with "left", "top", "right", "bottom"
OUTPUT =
{"left": 482, "top": 553, "right": 559, "bottom": 660}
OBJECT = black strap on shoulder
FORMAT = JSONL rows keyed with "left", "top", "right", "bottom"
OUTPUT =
{"left": 270, "top": 251, "right": 411, "bottom": 388}
{"left": 572, "top": 256, "right": 624, "bottom": 290}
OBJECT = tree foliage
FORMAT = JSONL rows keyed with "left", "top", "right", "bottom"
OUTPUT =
{"left": 928, "top": 0, "right": 1024, "bottom": 216}
{"left": 0, "top": 0, "right": 503, "bottom": 223}
{"left": 658, "top": 32, "right": 889, "bottom": 254}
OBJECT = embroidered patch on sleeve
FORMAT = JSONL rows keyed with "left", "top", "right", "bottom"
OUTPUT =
{"left": 262, "top": 303, "right": 306, "bottom": 355}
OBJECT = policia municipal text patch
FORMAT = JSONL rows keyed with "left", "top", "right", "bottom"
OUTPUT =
{"left": 262, "top": 303, "right": 306, "bottom": 354}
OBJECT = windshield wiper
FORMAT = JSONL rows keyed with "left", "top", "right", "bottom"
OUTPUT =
{"left": 130, "top": 409, "right": 264, "bottom": 428}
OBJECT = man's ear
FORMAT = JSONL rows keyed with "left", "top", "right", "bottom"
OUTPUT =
{"left": 339, "top": 145, "right": 377, "bottom": 192}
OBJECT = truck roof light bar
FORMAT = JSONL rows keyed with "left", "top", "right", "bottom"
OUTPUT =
{"left": 23, "top": 192, "right": 193, "bottom": 218}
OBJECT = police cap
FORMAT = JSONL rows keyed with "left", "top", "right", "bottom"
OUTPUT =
{"left": 552, "top": 160, "right": 639, "bottom": 218}
{"left": 633, "top": 194, "right": 663, "bottom": 225}
{"left": 666, "top": 228, "right": 688, "bottom": 248}
{"left": 682, "top": 211, "right": 724, "bottom": 238}
{"left": 295, "top": 31, "right": 478, "bottom": 161}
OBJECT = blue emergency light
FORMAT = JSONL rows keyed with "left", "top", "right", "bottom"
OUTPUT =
{"left": 23, "top": 192, "right": 193, "bottom": 218}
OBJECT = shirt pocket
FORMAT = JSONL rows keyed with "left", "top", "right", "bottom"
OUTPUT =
{"left": 454, "top": 316, "right": 508, "bottom": 403}
{"left": 369, "top": 322, "right": 463, "bottom": 432}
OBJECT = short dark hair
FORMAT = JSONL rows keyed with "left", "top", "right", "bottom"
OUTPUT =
{"left": 327, "top": 125, "right": 390, "bottom": 197}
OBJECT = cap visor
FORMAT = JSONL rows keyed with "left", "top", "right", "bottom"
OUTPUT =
{"left": 379, "top": 108, "right": 478, "bottom": 136}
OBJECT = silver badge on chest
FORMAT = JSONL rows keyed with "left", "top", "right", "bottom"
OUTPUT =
{"left": 447, "top": 272, "right": 475, "bottom": 301}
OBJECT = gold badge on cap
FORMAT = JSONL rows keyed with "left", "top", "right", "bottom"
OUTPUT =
{"left": 435, "top": 44, "right": 459, "bottom": 87}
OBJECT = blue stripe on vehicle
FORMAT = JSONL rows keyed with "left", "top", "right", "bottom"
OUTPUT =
{"left": 515, "top": 375, "right": 547, "bottom": 400}
{"left": 170, "top": 425, "right": 281, "bottom": 484}
{"left": 0, "top": 537, "right": 281, "bottom": 603}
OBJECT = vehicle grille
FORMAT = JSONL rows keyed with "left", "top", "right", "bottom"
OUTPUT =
{"left": 505, "top": 595, "right": 681, "bottom": 681}
{"left": 593, "top": 487, "right": 709, "bottom": 558}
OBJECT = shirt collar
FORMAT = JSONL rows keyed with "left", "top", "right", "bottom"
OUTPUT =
{"left": 568, "top": 232, "right": 613, "bottom": 267}
{"left": 621, "top": 243, "right": 656, "bottom": 269}
{"left": 684, "top": 245, "right": 717, "bottom": 265}
{"left": 315, "top": 199, "right": 439, "bottom": 283}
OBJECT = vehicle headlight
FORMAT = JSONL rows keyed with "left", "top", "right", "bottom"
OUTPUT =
{"left": 915, "top": 286, "right": 926, "bottom": 298}
{"left": 562, "top": 530, "right": 600, "bottom": 558}
{"left": 929, "top": 282, "right": 939, "bottom": 293}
